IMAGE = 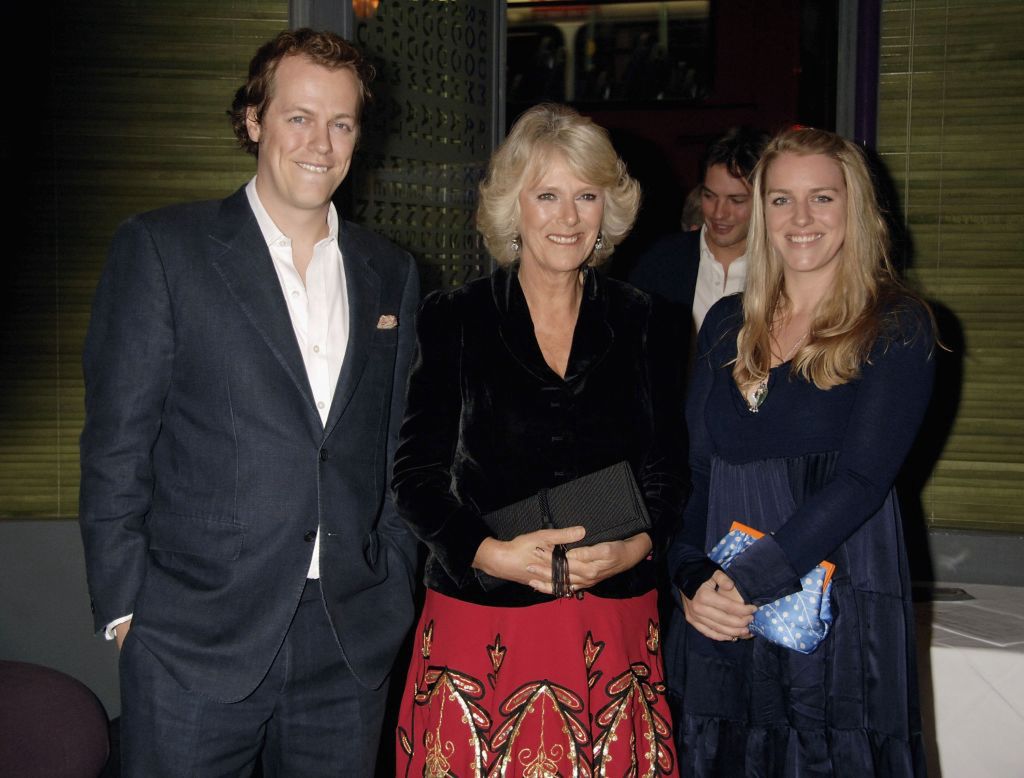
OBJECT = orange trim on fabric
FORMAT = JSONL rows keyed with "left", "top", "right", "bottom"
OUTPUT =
{"left": 726, "top": 520, "right": 836, "bottom": 590}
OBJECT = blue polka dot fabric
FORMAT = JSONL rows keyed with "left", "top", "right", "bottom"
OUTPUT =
{"left": 708, "top": 522, "right": 835, "bottom": 655}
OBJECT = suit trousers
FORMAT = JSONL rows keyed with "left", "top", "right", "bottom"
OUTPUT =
{"left": 120, "top": 579, "right": 389, "bottom": 777}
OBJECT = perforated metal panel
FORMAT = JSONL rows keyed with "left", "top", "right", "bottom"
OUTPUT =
{"left": 347, "top": 0, "right": 502, "bottom": 292}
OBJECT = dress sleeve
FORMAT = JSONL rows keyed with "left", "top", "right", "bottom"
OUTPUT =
{"left": 666, "top": 300, "right": 731, "bottom": 598}
{"left": 726, "top": 304, "right": 937, "bottom": 605}
{"left": 391, "top": 292, "right": 491, "bottom": 587}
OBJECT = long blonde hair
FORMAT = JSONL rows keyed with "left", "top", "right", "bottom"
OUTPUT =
{"left": 734, "top": 127, "right": 922, "bottom": 391}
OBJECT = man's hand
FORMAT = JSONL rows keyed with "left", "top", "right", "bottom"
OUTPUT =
{"left": 114, "top": 619, "right": 132, "bottom": 650}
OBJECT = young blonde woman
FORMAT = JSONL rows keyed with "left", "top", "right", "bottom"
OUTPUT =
{"left": 665, "top": 127, "right": 934, "bottom": 776}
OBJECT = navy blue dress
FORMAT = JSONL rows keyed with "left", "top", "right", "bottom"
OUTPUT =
{"left": 666, "top": 294, "right": 934, "bottom": 777}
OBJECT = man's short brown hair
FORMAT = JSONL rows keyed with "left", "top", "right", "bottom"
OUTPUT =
{"left": 228, "top": 28, "right": 374, "bottom": 156}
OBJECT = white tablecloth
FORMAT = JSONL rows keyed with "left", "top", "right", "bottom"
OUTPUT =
{"left": 915, "top": 583, "right": 1024, "bottom": 777}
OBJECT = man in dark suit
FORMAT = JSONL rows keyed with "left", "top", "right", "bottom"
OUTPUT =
{"left": 79, "top": 29, "right": 419, "bottom": 776}
{"left": 628, "top": 126, "right": 768, "bottom": 349}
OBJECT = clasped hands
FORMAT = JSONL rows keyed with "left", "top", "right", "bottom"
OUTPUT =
{"left": 472, "top": 526, "right": 652, "bottom": 596}
{"left": 682, "top": 570, "right": 757, "bottom": 641}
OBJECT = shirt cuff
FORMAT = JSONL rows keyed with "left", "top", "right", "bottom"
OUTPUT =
{"left": 103, "top": 614, "right": 133, "bottom": 640}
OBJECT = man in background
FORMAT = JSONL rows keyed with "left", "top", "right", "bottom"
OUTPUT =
{"left": 629, "top": 126, "right": 769, "bottom": 341}
{"left": 79, "top": 29, "right": 419, "bottom": 776}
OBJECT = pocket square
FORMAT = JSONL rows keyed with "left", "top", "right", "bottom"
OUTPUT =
{"left": 376, "top": 314, "right": 399, "bottom": 330}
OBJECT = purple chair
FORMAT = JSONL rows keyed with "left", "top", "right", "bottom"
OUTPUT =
{"left": 0, "top": 660, "right": 110, "bottom": 777}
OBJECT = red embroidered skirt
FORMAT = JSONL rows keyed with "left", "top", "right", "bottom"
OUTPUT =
{"left": 395, "top": 589, "right": 678, "bottom": 777}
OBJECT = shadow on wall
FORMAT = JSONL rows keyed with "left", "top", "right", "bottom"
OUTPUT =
{"left": 899, "top": 302, "right": 965, "bottom": 582}
{"left": 864, "top": 145, "right": 966, "bottom": 584}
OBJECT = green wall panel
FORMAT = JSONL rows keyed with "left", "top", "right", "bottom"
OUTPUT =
{"left": 0, "top": 1, "right": 288, "bottom": 517}
{"left": 878, "top": 0, "right": 1024, "bottom": 531}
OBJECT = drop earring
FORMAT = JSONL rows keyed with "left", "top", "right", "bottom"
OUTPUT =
{"left": 594, "top": 232, "right": 606, "bottom": 252}
{"left": 510, "top": 234, "right": 521, "bottom": 255}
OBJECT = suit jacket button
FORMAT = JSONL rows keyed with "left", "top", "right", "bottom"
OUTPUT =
{"left": 319, "top": 449, "right": 329, "bottom": 461}
{"left": 304, "top": 530, "right": 316, "bottom": 542}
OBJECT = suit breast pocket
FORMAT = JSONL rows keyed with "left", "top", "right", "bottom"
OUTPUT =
{"left": 373, "top": 325, "right": 400, "bottom": 352}
{"left": 147, "top": 510, "right": 245, "bottom": 560}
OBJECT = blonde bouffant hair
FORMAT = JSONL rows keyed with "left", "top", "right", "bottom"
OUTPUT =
{"left": 734, "top": 127, "right": 927, "bottom": 391}
{"left": 476, "top": 103, "right": 640, "bottom": 266}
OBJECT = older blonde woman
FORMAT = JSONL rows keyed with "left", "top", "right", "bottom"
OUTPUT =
{"left": 393, "top": 103, "right": 684, "bottom": 776}
{"left": 666, "top": 127, "right": 935, "bottom": 776}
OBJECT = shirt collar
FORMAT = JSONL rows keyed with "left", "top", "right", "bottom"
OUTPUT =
{"left": 244, "top": 176, "right": 339, "bottom": 247}
{"left": 699, "top": 224, "right": 748, "bottom": 269}
{"left": 699, "top": 224, "right": 711, "bottom": 261}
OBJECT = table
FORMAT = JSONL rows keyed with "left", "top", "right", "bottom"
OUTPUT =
{"left": 915, "top": 583, "right": 1024, "bottom": 777}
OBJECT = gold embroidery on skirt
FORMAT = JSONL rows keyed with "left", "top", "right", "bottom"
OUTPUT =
{"left": 646, "top": 620, "right": 660, "bottom": 654}
{"left": 489, "top": 682, "right": 590, "bottom": 778}
{"left": 421, "top": 619, "right": 435, "bottom": 659}
{"left": 403, "top": 610, "right": 676, "bottom": 777}
{"left": 416, "top": 667, "right": 492, "bottom": 777}
{"left": 518, "top": 696, "right": 565, "bottom": 778}
{"left": 593, "top": 662, "right": 675, "bottom": 777}
{"left": 584, "top": 631, "right": 606, "bottom": 691}
{"left": 487, "top": 633, "right": 507, "bottom": 689}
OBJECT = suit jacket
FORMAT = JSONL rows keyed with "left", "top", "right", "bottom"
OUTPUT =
{"left": 79, "top": 185, "right": 420, "bottom": 701}
{"left": 392, "top": 264, "right": 686, "bottom": 607}
{"left": 628, "top": 230, "right": 701, "bottom": 386}
{"left": 627, "top": 230, "right": 700, "bottom": 332}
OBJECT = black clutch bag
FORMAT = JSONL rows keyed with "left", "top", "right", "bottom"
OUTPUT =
{"left": 482, "top": 461, "right": 651, "bottom": 550}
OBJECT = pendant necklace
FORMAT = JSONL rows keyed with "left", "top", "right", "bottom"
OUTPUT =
{"left": 746, "top": 331, "right": 808, "bottom": 413}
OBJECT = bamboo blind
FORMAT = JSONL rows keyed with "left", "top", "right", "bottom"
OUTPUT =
{"left": 0, "top": 2, "right": 288, "bottom": 517}
{"left": 878, "top": 0, "right": 1024, "bottom": 530}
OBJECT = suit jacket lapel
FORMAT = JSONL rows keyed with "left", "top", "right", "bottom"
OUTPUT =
{"left": 323, "top": 222, "right": 381, "bottom": 438}
{"left": 208, "top": 188, "right": 319, "bottom": 421}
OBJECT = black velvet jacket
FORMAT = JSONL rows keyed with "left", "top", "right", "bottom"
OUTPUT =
{"left": 392, "top": 263, "right": 686, "bottom": 606}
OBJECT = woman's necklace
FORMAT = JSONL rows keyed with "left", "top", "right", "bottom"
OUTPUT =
{"left": 745, "top": 331, "right": 808, "bottom": 413}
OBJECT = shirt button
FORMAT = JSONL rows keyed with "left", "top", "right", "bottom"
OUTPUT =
{"left": 304, "top": 530, "right": 316, "bottom": 542}
{"left": 291, "top": 289, "right": 300, "bottom": 298}
{"left": 317, "top": 401, "right": 325, "bottom": 410}
{"left": 313, "top": 345, "right": 320, "bottom": 353}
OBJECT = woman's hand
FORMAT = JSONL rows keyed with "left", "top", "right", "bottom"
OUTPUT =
{"left": 565, "top": 531, "right": 653, "bottom": 591}
{"left": 472, "top": 526, "right": 586, "bottom": 593}
{"left": 682, "top": 570, "right": 757, "bottom": 641}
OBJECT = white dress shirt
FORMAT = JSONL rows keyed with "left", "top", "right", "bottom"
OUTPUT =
{"left": 691, "top": 225, "right": 748, "bottom": 332}
{"left": 246, "top": 177, "right": 349, "bottom": 579}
